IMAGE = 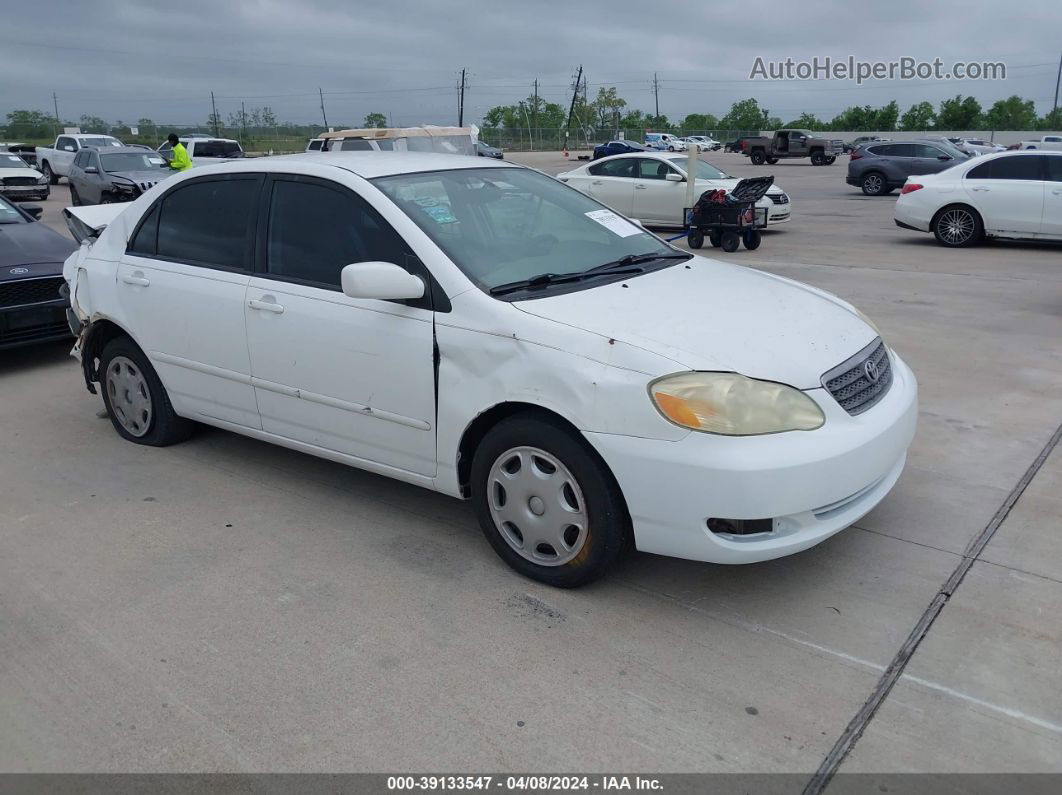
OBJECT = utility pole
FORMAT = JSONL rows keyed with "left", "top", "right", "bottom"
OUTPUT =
{"left": 652, "top": 72, "right": 660, "bottom": 122}
{"left": 319, "top": 87, "right": 329, "bottom": 129}
{"left": 458, "top": 68, "right": 466, "bottom": 127}
{"left": 210, "top": 91, "right": 219, "bottom": 136}
{"left": 566, "top": 65, "right": 583, "bottom": 132}
{"left": 1054, "top": 50, "right": 1061, "bottom": 114}
{"left": 52, "top": 92, "right": 61, "bottom": 135}
{"left": 241, "top": 101, "right": 246, "bottom": 143}
{"left": 533, "top": 78, "right": 539, "bottom": 133}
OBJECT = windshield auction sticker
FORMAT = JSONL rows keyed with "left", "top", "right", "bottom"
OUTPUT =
{"left": 585, "top": 209, "right": 641, "bottom": 238}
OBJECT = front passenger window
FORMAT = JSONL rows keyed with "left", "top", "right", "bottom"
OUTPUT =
{"left": 265, "top": 179, "right": 408, "bottom": 289}
{"left": 155, "top": 177, "right": 261, "bottom": 269}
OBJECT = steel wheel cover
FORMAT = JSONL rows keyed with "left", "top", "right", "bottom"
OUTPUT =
{"left": 940, "top": 209, "right": 975, "bottom": 244}
{"left": 487, "top": 446, "right": 588, "bottom": 566}
{"left": 105, "top": 356, "right": 153, "bottom": 437}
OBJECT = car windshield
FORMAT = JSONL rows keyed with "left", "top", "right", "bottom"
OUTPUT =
{"left": 78, "top": 137, "right": 122, "bottom": 148}
{"left": 373, "top": 167, "right": 681, "bottom": 294}
{"left": 0, "top": 195, "right": 26, "bottom": 224}
{"left": 668, "top": 157, "right": 730, "bottom": 180}
{"left": 101, "top": 153, "right": 167, "bottom": 172}
{"left": 0, "top": 154, "right": 30, "bottom": 168}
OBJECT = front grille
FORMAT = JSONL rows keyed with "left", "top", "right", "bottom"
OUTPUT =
{"left": 769, "top": 193, "right": 790, "bottom": 205}
{"left": 0, "top": 318, "right": 70, "bottom": 346}
{"left": 821, "top": 338, "right": 893, "bottom": 415}
{"left": 2, "top": 176, "right": 38, "bottom": 186}
{"left": 0, "top": 276, "right": 65, "bottom": 309}
{"left": 137, "top": 181, "right": 158, "bottom": 192}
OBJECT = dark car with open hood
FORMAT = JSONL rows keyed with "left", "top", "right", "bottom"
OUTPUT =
{"left": 67, "top": 146, "right": 172, "bottom": 206}
{"left": 0, "top": 196, "right": 77, "bottom": 349}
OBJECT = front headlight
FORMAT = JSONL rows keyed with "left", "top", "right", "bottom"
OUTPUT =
{"left": 37, "top": 176, "right": 48, "bottom": 185}
{"left": 649, "top": 372, "right": 825, "bottom": 436}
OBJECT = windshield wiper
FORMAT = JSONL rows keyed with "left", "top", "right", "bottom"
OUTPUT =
{"left": 489, "top": 266, "right": 644, "bottom": 296}
{"left": 585, "top": 251, "right": 691, "bottom": 273}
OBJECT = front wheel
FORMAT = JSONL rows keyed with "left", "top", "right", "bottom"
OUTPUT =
{"left": 471, "top": 414, "right": 630, "bottom": 588}
{"left": 825, "top": 156, "right": 837, "bottom": 165}
{"left": 709, "top": 231, "right": 722, "bottom": 248}
{"left": 99, "top": 337, "right": 194, "bottom": 446}
{"left": 766, "top": 157, "right": 779, "bottom": 164}
{"left": 743, "top": 229, "right": 762, "bottom": 250}
{"left": 932, "top": 205, "right": 983, "bottom": 248}
{"left": 810, "top": 151, "right": 826, "bottom": 166}
{"left": 749, "top": 150, "right": 766, "bottom": 165}
{"left": 720, "top": 231, "right": 741, "bottom": 252}
{"left": 687, "top": 229, "right": 704, "bottom": 249}
{"left": 42, "top": 162, "right": 58, "bottom": 185}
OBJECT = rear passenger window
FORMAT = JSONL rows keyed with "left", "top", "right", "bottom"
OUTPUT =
{"left": 265, "top": 179, "right": 407, "bottom": 289}
{"left": 588, "top": 158, "right": 635, "bottom": 178}
{"left": 967, "top": 156, "right": 1043, "bottom": 181}
{"left": 1046, "top": 157, "right": 1062, "bottom": 182}
{"left": 338, "top": 139, "right": 373, "bottom": 151}
{"left": 129, "top": 204, "right": 160, "bottom": 256}
{"left": 155, "top": 177, "right": 261, "bottom": 269}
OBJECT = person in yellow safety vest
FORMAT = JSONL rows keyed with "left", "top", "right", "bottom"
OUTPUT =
{"left": 165, "top": 133, "right": 192, "bottom": 171}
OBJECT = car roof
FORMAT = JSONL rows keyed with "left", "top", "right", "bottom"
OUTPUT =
{"left": 94, "top": 146, "right": 163, "bottom": 155}
{"left": 174, "top": 151, "right": 517, "bottom": 179}
{"left": 182, "top": 137, "right": 239, "bottom": 144}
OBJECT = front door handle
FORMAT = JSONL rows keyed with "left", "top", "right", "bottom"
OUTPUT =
{"left": 635, "top": 184, "right": 647, "bottom": 190}
{"left": 1052, "top": 189, "right": 1062, "bottom": 195}
{"left": 971, "top": 186, "right": 991, "bottom": 192}
{"left": 590, "top": 180, "right": 604, "bottom": 186}
{"left": 248, "top": 298, "right": 284, "bottom": 314}
{"left": 120, "top": 272, "right": 149, "bottom": 287}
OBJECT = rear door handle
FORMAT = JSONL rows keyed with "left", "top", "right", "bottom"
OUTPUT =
{"left": 248, "top": 298, "right": 284, "bottom": 314}
{"left": 1052, "top": 189, "right": 1062, "bottom": 195}
{"left": 120, "top": 273, "right": 149, "bottom": 287}
{"left": 635, "top": 184, "right": 647, "bottom": 190}
{"left": 971, "top": 186, "right": 990, "bottom": 192}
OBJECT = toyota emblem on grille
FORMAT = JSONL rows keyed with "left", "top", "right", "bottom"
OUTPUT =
{"left": 10, "top": 267, "right": 29, "bottom": 274}
{"left": 864, "top": 359, "right": 880, "bottom": 383}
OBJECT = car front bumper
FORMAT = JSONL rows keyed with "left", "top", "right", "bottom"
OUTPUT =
{"left": 584, "top": 352, "right": 918, "bottom": 565}
{"left": 0, "top": 184, "right": 48, "bottom": 198}
{"left": 0, "top": 299, "right": 71, "bottom": 350}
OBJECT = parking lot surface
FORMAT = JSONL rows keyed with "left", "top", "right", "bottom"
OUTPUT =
{"left": 2, "top": 153, "right": 1060, "bottom": 777}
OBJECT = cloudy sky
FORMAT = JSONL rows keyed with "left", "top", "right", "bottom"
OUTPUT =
{"left": 2, "top": 0, "right": 1059, "bottom": 128}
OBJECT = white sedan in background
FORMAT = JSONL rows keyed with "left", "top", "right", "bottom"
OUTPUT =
{"left": 63, "top": 152, "right": 914, "bottom": 587}
{"left": 557, "top": 152, "right": 792, "bottom": 227}
{"left": 894, "top": 151, "right": 1062, "bottom": 247}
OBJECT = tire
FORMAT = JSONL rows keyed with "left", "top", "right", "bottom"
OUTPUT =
{"left": 42, "top": 161, "right": 59, "bottom": 185}
{"left": 721, "top": 231, "right": 741, "bottom": 252}
{"left": 667, "top": 146, "right": 675, "bottom": 152}
{"left": 766, "top": 157, "right": 779, "bottom": 164}
{"left": 825, "top": 156, "right": 837, "bottom": 165}
{"left": 743, "top": 229, "right": 762, "bottom": 250}
{"left": 749, "top": 150, "right": 766, "bottom": 165}
{"left": 471, "top": 413, "right": 631, "bottom": 588}
{"left": 810, "top": 150, "right": 825, "bottom": 166}
{"left": 932, "top": 204, "right": 983, "bottom": 248}
{"left": 687, "top": 229, "right": 704, "bottom": 249}
{"left": 860, "top": 172, "right": 888, "bottom": 196}
{"left": 709, "top": 231, "right": 722, "bottom": 248}
{"left": 98, "top": 336, "right": 193, "bottom": 447}
{"left": 69, "top": 186, "right": 81, "bottom": 206}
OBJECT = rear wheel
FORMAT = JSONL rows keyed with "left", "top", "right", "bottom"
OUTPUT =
{"left": 721, "top": 231, "right": 741, "bottom": 252}
{"left": 860, "top": 172, "right": 888, "bottom": 196}
{"left": 709, "top": 231, "right": 722, "bottom": 248}
{"left": 749, "top": 150, "right": 766, "bottom": 165}
{"left": 69, "top": 186, "right": 81, "bottom": 206}
{"left": 471, "top": 414, "right": 630, "bottom": 587}
{"left": 743, "top": 229, "right": 762, "bottom": 250}
{"left": 99, "top": 337, "right": 193, "bottom": 446}
{"left": 932, "top": 205, "right": 983, "bottom": 248}
{"left": 687, "top": 229, "right": 704, "bottom": 249}
{"left": 42, "top": 161, "right": 58, "bottom": 185}
{"left": 766, "top": 157, "right": 779, "bottom": 164}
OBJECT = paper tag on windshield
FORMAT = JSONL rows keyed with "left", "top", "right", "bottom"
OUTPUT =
{"left": 585, "top": 209, "right": 641, "bottom": 238}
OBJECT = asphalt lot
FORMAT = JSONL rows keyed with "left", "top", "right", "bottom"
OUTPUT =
{"left": 3, "top": 153, "right": 1061, "bottom": 778}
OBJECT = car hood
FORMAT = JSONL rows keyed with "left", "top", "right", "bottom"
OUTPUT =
{"left": 512, "top": 257, "right": 875, "bottom": 389}
{"left": 0, "top": 222, "right": 77, "bottom": 275}
{"left": 694, "top": 177, "right": 784, "bottom": 197}
{"left": 0, "top": 167, "right": 42, "bottom": 179}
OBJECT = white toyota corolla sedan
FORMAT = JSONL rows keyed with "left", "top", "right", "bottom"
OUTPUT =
{"left": 63, "top": 152, "right": 916, "bottom": 587}
{"left": 556, "top": 152, "right": 792, "bottom": 227}
{"left": 894, "top": 151, "right": 1062, "bottom": 247}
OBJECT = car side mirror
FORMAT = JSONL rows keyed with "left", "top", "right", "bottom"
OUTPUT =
{"left": 341, "top": 262, "right": 425, "bottom": 300}
{"left": 85, "top": 166, "right": 98, "bottom": 174}
{"left": 23, "top": 204, "right": 43, "bottom": 220}
{"left": 937, "top": 154, "right": 951, "bottom": 161}
{"left": 64, "top": 146, "right": 75, "bottom": 152}
{"left": 665, "top": 172, "right": 684, "bottom": 182}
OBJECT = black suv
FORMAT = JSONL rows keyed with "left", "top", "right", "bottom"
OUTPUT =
{"left": 846, "top": 140, "right": 969, "bottom": 196}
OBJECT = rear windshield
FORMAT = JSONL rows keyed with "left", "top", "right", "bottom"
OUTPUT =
{"left": 193, "top": 140, "right": 243, "bottom": 158}
{"left": 78, "top": 137, "right": 122, "bottom": 148}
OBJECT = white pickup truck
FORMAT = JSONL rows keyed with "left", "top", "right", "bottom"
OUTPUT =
{"left": 1018, "top": 134, "right": 1062, "bottom": 151}
{"left": 36, "top": 134, "right": 125, "bottom": 184}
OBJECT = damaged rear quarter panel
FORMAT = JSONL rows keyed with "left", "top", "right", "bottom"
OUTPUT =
{"left": 434, "top": 289, "right": 689, "bottom": 497}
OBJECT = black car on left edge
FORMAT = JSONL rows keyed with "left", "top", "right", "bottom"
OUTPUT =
{"left": 0, "top": 196, "right": 77, "bottom": 349}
